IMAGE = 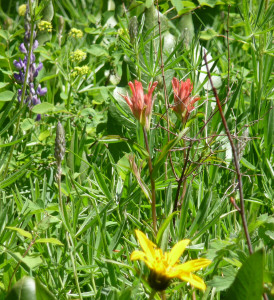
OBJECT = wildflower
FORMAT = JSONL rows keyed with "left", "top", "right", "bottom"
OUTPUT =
{"left": 172, "top": 78, "right": 200, "bottom": 124}
{"left": 131, "top": 230, "right": 211, "bottom": 291}
{"left": 13, "top": 3, "right": 47, "bottom": 120}
{"left": 120, "top": 80, "right": 158, "bottom": 130}
{"left": 69, "top": 28, "right": 83, "bottom": 38}
{"left": 18, "top": 4, "right": 27, "bottom": 16}
{"left": 70, "top": 50, "right": 87, "bottom": 62}
{"left": 71, "top": 65, "right": 89, "bottom": 77}
{"left": 38, "top": 20, "right": 53, "bottom": 32}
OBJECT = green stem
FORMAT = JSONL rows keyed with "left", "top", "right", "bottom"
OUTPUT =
{"left": 149, "top": 290, "right": 157, "bottom": 300}
{"left": 3, "top": 0, "right": 35, "bottom": 177}
{"left": 143, "top": 127, "right": 157, "bottom": 234}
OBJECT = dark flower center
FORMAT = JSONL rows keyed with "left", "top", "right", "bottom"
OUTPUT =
{"left": 148, "top": 270, "right": 170, "bottom": 291}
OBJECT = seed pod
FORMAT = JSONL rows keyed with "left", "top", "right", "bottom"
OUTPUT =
{"left": 54, "top": 121, "right": 66, "bottom": 164}
{"left": 129, "top": 16, "right": 138, "bottom": 43}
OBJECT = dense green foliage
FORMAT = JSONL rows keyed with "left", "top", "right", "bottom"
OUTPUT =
{"left": 0, "top": 0, "right": 273, "bottom": 299}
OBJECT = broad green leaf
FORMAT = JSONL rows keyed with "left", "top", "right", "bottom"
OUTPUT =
{"left": 224, "top": 250, "right": 264, "bottom": 300}
{"left": 0, "top": 90, "right": 15, "bottom": 101}
{"left": 21, "top": 118, "right": 35, "bottom": 131}
{"left": 32, "top": 102, "right": 55, "bottom": 114}
{"left": 6, "top": 277, "right": 36, "bottom": 300}
{"left": 35, "top": 238, "right": 64, "bottom": 246}
{"left": 0, "top": 82, "right": 9, "bottom": 89}
{"left": 35, "top": 277, "right": 56, "bottom": 300}
{"left": 86, "top": 45, "right": 108, "bottom": 57}
{"left": 6, "top": 226, "right": 32, "bottom": 239}
{"left": 38, "top": 130, "right": 50, "bottom": 141}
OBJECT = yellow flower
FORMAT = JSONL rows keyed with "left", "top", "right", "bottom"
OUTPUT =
{"left": 69, "top": 28, "right": 83, "bottom": 39}
{"left": 38, "top": 21, "right": 53, "bottom": 32}
{"left": 71, "top": 65, "right": 89, "bottom": 77}
{"left": 18, "top": 4, "right": 27, "bottom": 16}
{"left": 70, "top": 50, "right": 87, "bottom": 62}
{"left": 131, "top": 230, "right": 211, "bottom": 291}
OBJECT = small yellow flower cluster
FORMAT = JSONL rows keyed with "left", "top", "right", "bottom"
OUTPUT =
{"left": 69, "top": 28, "right": 83, "bottom": 39}
{"left": 71, "top": 65, "right": 89, "bottom": 77}
{"left": 70, "top": 50, "right": 87, "bottom": 62}
{"left": 18, "top": 4, "right": 27, "bottom": 16}
{"left": 38, "top": 21, "right": 53, "bottom": 33}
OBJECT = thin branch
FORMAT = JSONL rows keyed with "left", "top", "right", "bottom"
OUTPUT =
{"left": 203, "top": 51, "right": 253, "bottom": 255}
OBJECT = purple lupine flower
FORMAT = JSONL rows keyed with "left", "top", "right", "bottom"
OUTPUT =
{"left": 37, "top": 84, "right": 47, "bottom": 96}
{"left": 33, "top": 40, "right": 39, "bottom": 50}
{"left": 32, "top": 95, "right": 41, "bottom": 106}
{"left": 19, "top": 43, "right": 27, "bottom": 54}
{"left": 13, "top": 2, "right": 47, "bottom": 121}
{"left": 34, "top": 62, "right": 43, "bottom": 77}
{"left": 13, "top": 58, "right": 25, "bottom": 70}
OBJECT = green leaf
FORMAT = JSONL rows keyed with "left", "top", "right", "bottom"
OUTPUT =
{"left": 0, "top": 82, "right": 9, "bottom": 89}
{"left": 21, "top": 118, "right": 35, "bottom": 131}
{"left": 198, "top": 0, "right": 220, "bottom": 7}
{"left": 38, "top": 130, "right": 50, "bottom": 141}
{"left": 6, "top": 277, "right": 36, "bottom": 300}
{"left": 152, "top": 128, "right": 188, "bottom": 178}
{"left": 35, "top": 277, "right": 56, "bottom": 300}
{"left": 32, "top": 102, "right": 55, "bottom": 114}
{"left": 86, "top": 45, "right": 108, "bottom": 57}
{"left": 240, "top": 157, "right": 256, "bottom": 171}
{"left": 0, "top": 160, "right": 32, "bottom": 189}
{"left": 224, "top": 250, "right": 264, "bottom": 300}
{"left": 156, "top": 211, "right": 178, "bottom": 244}
{"left": 6, "top": 226, "right": 32, "bottom": 239}
{"left": 0, "top": 90, "right": 15, "bottom": 101}
{"left": 35, "top": 238, "right": 64, "bottom": 246}
{"left": 92, "top": 165, "right": 113, "bottom": 201}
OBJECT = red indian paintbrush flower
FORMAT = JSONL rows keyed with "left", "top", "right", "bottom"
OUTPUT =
{"left": 172, "top": 78, "right": 200, "bottom": 124}
{"left": 121, "top": 80, "right": 158, "bottom": 130}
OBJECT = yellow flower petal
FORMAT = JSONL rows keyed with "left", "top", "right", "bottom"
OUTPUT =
{"left": 135, "top": 230, "right": 156, "bottom": 262}
{"left": 168, "top": 239, "right": 190, "bottom": 266}
{"left": 130, "top": 250, "right": 153, "bottom": 269}
{"left": 178, "top": 273, "right": 207, "bottom": 291}
{"left": 174, "top": 258, "right": 212, "bottom": 273}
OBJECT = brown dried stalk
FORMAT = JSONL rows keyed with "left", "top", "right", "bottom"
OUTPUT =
{"left": 203, "top": 51, "right": 253, "bottom": 255}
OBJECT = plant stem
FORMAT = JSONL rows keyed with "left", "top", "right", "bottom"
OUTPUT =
{"left": 149, "top": 290, "right": 157, "bottom": 300}
{"left": 156, "top": 0, "right": 178, "bottom": 180}
{"left": 3, "top": 0, "right": 35, "bottom": 177}
{"left": 8, "top": 233, "right": 38, "bottom": 291}
{"left": 143, "top": 127, "right": 157, "bottom": 234}
{"left": 203, "top": 51, "right": 253, "bottom": 255}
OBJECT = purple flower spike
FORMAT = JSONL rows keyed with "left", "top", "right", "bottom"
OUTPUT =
{"left": 13, "top": 58, "right": 25, "bottom": 70}
{"left": 34, "top": 62, "right": 43, "bottom": 77}
{"left": 37, "top": 84, "right": 47, "bottom": 96}
{"left": 36, "top": 114, "right": 41, "bottom": 121}
{"left": 29, "top": 83, "right": 35, "bottom": 95}
{"left": 14, "top": 70, "right": 24, "bottom": 83}
{"left": 19, "top": 43, "right": 27, "bottom": 54}
{"left": 33, "top": 40, "right": 39, "bottom": 50}
{"left": 32, "top": 95, "right": 41, "bottom": 106}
